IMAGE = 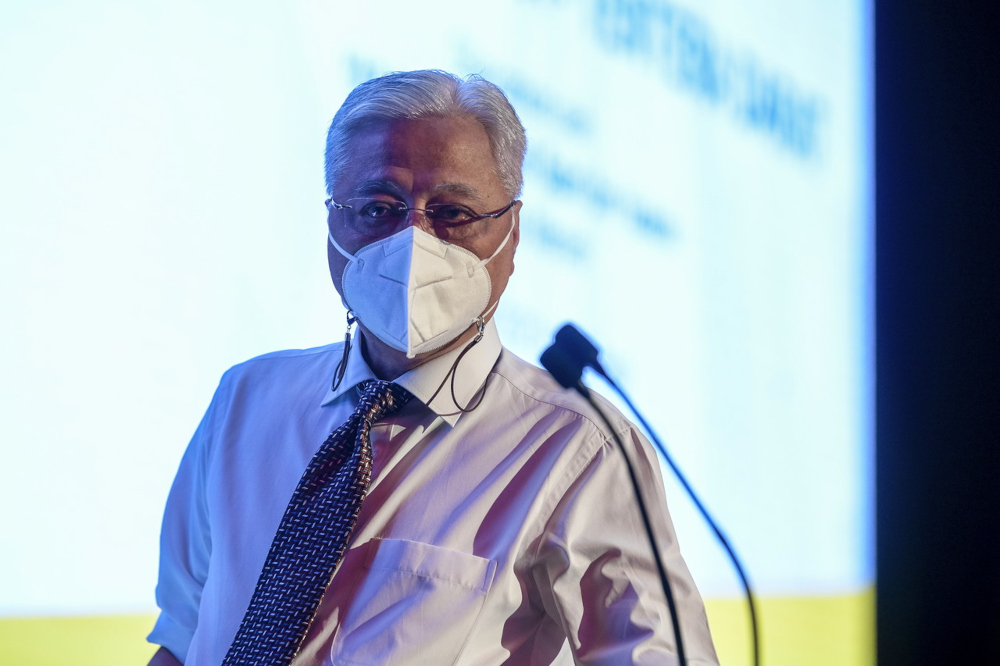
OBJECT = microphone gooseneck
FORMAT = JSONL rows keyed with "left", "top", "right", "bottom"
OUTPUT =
{"left": 540, "top": 334, "right": 687, "bottom": 666}
{"left": 541, "top": 324, "right": 760, "bottom": 666}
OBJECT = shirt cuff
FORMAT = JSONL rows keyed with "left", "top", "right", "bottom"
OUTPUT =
{"left": 147, "top": 611, "right": 194, "bottom": 664}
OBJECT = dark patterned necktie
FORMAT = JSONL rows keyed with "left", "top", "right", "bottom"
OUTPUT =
{"left": 222, "top": 380, "right": 413, "bottom": 666}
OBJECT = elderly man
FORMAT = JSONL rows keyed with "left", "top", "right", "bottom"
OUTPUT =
{"left": 147, "top": 70, "right": 718, "bottom": 665}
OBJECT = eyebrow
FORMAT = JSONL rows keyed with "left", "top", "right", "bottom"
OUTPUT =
{"left": 354, "top": 179, "right": 407, "bottom": 198}
{"left": 432, "top": 182, "right": 481, "bottom": 200}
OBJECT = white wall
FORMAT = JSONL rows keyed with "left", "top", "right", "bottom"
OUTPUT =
{"left": 0, "top": 0, "right": 870, "bottom": 614}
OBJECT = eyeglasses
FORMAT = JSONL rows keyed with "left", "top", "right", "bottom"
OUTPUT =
{"left": 326, "top": 197, "right": 516, "bottom": 240}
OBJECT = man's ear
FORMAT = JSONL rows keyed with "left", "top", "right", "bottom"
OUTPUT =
{"left": 510, "top": 200, "right": 522, "bottom": 269}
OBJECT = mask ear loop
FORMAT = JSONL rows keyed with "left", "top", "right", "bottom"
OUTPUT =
{"left": 468, "top": 213, "right": 517, "bottom": 275}
{"left": 425, "top": 315, "right": 490, "bottom": 413}
{"left": 331, "top": 310, "right": 357, "bottom": 391}
{"left": 450, "top": 316, "right": 490, "bottom": 413}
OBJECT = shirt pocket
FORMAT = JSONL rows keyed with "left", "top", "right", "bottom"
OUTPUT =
{"left": 330, "top": 538, "right": 498, "bottom": 666}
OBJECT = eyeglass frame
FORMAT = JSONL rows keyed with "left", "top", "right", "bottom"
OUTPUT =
{"left": 325, "top": 197, "right": 518, "bottom": 230}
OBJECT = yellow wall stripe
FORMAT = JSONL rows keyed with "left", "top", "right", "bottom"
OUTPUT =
{"left": 0, "top": 589, "right": 873, "bottom": 665}
{"left": 705, "top": 588, "right": 875, "bottom": 666}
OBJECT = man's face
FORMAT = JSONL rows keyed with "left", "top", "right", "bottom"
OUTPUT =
{"left": 327, "top": 115, "right": 521, "bottom": 360}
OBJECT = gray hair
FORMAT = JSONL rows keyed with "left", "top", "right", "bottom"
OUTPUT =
{"left": 325, "top": 70, "right": 527, "bottom": 199}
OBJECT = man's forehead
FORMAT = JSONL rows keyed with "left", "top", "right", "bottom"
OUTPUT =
{"left": 344, "top": 116, "right": 489, "bottom": 155}
{"left": 336, "top": 117, "right": 502, "bottom": 201}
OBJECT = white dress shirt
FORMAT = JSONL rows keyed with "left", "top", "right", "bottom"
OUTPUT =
{"left": 148, "top": 320, "right": 718, "bottom": 665}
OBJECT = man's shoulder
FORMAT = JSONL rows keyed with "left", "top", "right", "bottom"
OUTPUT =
{"left": 492, "top": 347, "right": 574, "bottom": 406}
{"left": 220, "top": 342, "right": 344, "bottom": 386}
{"left": 492, "top": 346, "right": 634, "bottom": 435}
{"left": 238, "top": 342, "right": 344, "bottom": 365}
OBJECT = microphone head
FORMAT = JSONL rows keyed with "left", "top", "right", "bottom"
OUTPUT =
{"left": 540, "top": 343, "right": 584, "bottom": 389}
{"left": 554, "top": 324, "right": 604, "bottom": 374}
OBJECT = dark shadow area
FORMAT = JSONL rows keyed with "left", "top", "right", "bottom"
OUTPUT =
{"left": 876, "top": 2, "right": 1000, "bottom": 663}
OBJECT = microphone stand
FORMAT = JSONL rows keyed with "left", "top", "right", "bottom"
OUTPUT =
{"left": 540, "top": 344, "right": 688, "bottom": 666}
{"left": 542, "top": 324, "right": 760, "bottom": 666}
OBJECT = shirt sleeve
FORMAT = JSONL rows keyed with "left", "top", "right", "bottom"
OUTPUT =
{"left": 147, "top": 375, "right": 226, "bottom": 663}
{"left": 531, "top": 422, "right": 719, "bottom": 666}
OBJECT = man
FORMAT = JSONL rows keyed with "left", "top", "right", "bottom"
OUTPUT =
{"left": 148, "top": 70, "right": 718, "bottom": 665}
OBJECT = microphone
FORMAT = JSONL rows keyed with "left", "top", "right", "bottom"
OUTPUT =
{"left": 540, "top": 323, "right": 760, "bottom": 666}
{"left": 540, "top": 325, "right": 687, "bottom": 666}
{"left": 554, "top": 324, "right": 606, "bottom": 377}
{"left": 539, "top": 324, "right": 608, "bottom": 390}
{"left": 538, "top": 339, "right": 585, "bottom": 389}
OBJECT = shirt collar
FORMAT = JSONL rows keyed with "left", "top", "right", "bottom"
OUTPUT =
{"left": 320, "top": 318, "right": 503, "bottom": 427}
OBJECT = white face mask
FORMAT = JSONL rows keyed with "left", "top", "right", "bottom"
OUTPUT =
{"left": 328, "top": 220, "right": 515, "bottom": 358}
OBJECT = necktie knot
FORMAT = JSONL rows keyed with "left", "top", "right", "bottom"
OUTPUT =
{"left": 357, "top": 380, "right": 413, "bottom": 424}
